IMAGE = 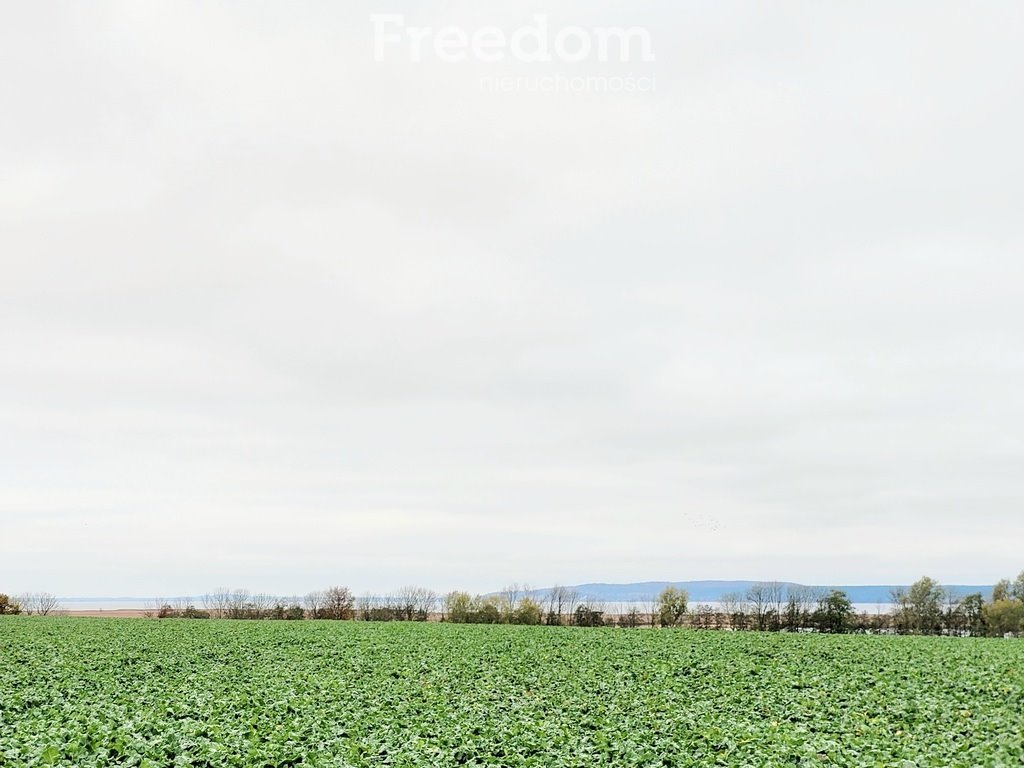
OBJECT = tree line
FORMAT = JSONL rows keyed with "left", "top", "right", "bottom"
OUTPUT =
{"left": 5, "top": 572, "right": 1023, "bottom": 636}
{"left": 888, "top": 573, "right": 1024, "bottom": 637}
{"left": 150, "top": 586, "right": 436, "bottom": 621}
{"left": 137, "top": 573, "right": 1024, "bottom": 636}
{"left": 0, "top": 592, "right": 60, "bottom": 616}
{"left": 668, "top": 573, "right": 1024, "bottom": 636}
{"left": 145, "top": 583, "right": 605, "bottom": 625}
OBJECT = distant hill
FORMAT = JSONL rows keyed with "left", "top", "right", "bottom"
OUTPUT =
{"left": 519, "top": 581, "right": 994, "bottom": 604}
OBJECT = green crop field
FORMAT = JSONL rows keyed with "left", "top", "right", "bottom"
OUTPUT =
{"left": 1, "top": 619, "right": 1021, "bottom": 767}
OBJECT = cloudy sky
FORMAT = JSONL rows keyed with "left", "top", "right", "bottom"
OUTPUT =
{"left": 3, "top": 2, "right": 1023, "bottom": 597}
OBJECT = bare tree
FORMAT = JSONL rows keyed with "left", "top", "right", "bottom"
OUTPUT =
{"left": 617, "top": 607, "right": 643, "bottom": 628}
{"left": 890, "top": 587, "right": 910, "bottom": 633}
{"left": 735, "top": 597, "right": 752, "bottom": 630}
{"left": 142, "top": 598, "right": 163, "bottom": 620}
{"left": 767, "top": 581, "right": 785, "bottom": 631}
{"left": 544, "top": 586, "right": 560, "bottom": 623}
{"left": 719, "top": 592, "right": 739, "bottom": 629}
{"left": 218, "top": 589, "right": 250, "bottom": 619}
{"left": 248, "top": 592, "right": 274, "bottom": 620}
{"left": 356, "top": 593, "right": 375, "bottom": 620}
{"left": 783, "top": 585, "right": 819, "bottom": 631}
{"left": 543, "top": 588, "right": 557, "bottom": 623}
{"left": 203, "top": 588, "right": 269, "bottom": 619}
{"left": 642, "top": 595, "right": 660, "bottom": 628}
{"left": 203, "top": 588, "right": 233, "bottom": 618}
{"left": 414, "top": 587, "right": 437, "bottom": 619}
{"left": 545, "top": 585, "right": 580, "bottom": 625}
{"left": 304, "top": 590, "right": 326, "bottom": 619}
{"left": 392, "top": 586, "right": 436, "bottom": 620}
{"left": 561, "top": 586, "right": 581, "bottom": 623}
{"left": 395, "top": 586, "right": 415, "bottom": 620}
{"left": 40, "top": 592, "right": 61, "bottom": 616}
{"left": 18, "top": 592, "right": 60, "bottom": 616}
{"left": 944, "top": 589, "right": 965, "bottom": 635}
{"left": 499, "top": 583, "right": 527, "bottom": 617}
{"left": 745, "top": 581, "right": 782, "bottom": 630}
{"left": 745, "top": 582, "right": 784, "bottom": 631}
{"left": 746, "top": 583, "right": 772, "bottom": 631}
{"left": 693, "top": 604, "right": 715, "bottom": 629}
{"left": 322, "top": 586, "right": 355, "bottom": 620}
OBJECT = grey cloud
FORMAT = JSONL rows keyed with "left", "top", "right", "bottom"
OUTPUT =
{"left": 2, "top": 1, "right": 1023, "bottom": 596}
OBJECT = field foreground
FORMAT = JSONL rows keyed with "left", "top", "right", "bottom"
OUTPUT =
{"left": 1, "top": 619, "right": 1022, "bottom": 767}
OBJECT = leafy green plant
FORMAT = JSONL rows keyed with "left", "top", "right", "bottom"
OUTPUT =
{"left": 1, "top": 618, "right": 1021, "bottom": 766}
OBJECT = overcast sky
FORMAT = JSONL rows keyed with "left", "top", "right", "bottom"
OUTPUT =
{"left": 3, "top": 2, "right": 1023, "bottom": 597}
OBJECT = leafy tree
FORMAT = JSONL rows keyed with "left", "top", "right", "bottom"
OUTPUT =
{"left": 982, "top": 600, "right": 1024, "bottom": 636}
{"left": 1012, "top": 571, "right": 1024, "bottom": 603}
{"left": 443, "top": 593, "right": 503, "bottom": 624}
{"left": 444, "top": 591, "right": 473, "bottom": 623}
{"left": 992, "top": 579, "right": 1011, "bottom": 603}
{"left": 0, "top": 594, "right": 23, "bottom": 615}
{"left": 890, "top": 587, "right": 910, "bottom": 632}
{"left": 498, "top": 583, "right": 527, "bottom": 619}
{"left": 896, "top": 576, "right": 946, "bottom": 634}
{"left": 960, "top": 593, "right": 985, "bottom": 635}
{"left": 470, "top": 598, "right": 501, "bottom": 624}
{"left": 657, "top": 586, "right": 689, "bottom": 627}
{"left": 510, "top": 597, "right": 543, "bottom": 625}
{"left": 573, "top": 605, "right": 604, "bottom": 627}
{"left": 813, "top": 590, "right": 853, "bottom": 633}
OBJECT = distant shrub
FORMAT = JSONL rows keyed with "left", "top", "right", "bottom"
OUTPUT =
{"left": 0, "top": 594, "right": 22, "bottom": 615}
{"left": 617, "top": 609, "right": 642, "bottom": 628}
{"left": 510, "top": 598, "right": 543, "bottom": 625}
{"left": 361, "top": 607, "right": 408, "bottom": 622}
{"left": 469, "top": 603, "right": 502, "bottom": 624}
{"left": 443, "top": 592, "right": 503, "bottom": 624}
{"left": 157, "top": 604, "right": 210, "bottom": 619}
{"left": 573, "top": 606, "right": 604, "bottom": 627}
